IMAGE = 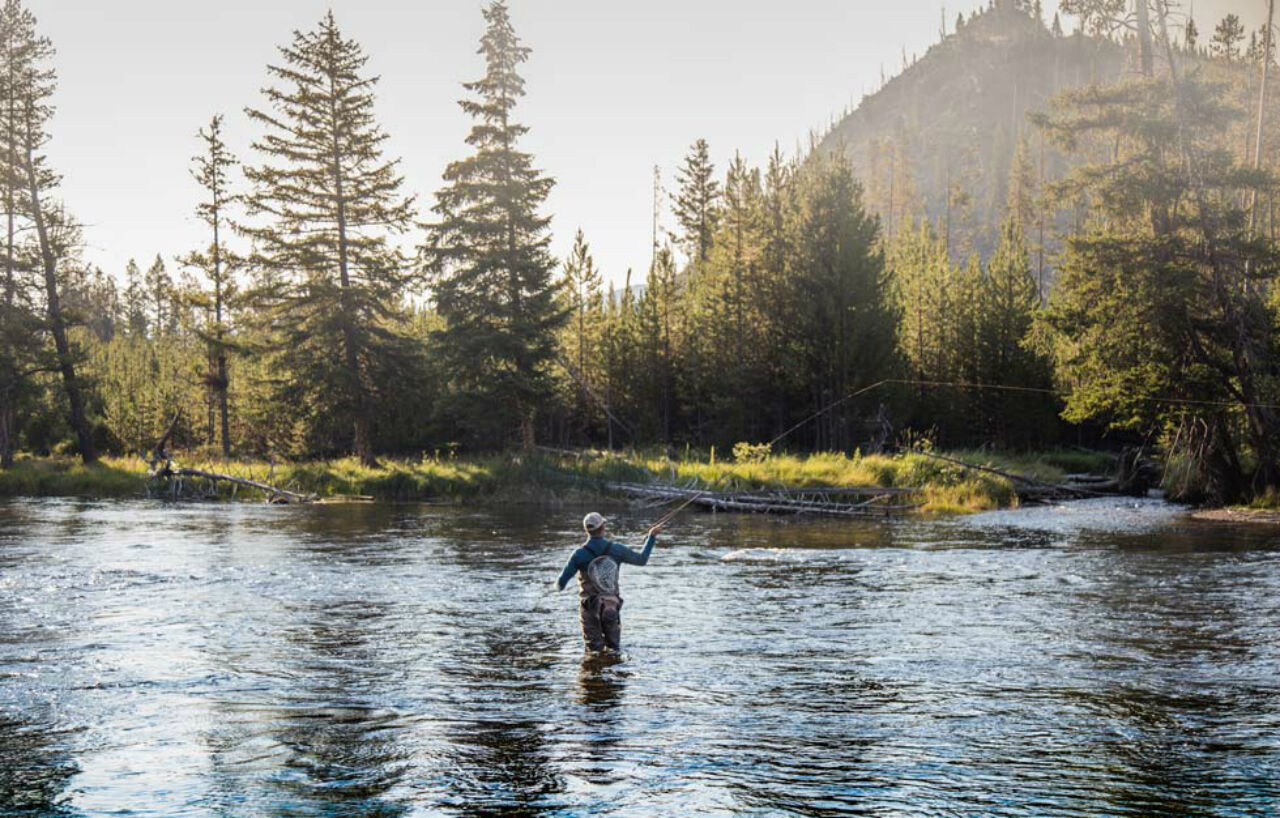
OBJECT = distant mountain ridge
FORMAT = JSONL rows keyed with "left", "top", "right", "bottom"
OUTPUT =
{"left": 820, "top": 2, "right": 1129, "bottom": 263}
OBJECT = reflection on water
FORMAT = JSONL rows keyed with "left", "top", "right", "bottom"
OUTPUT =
{"left": 1, "top": 496, "right": 1279, "bottom": 815}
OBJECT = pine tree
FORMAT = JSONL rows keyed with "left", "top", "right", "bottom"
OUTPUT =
{"left": 1251, "top": 24, "right": 1276, "bottom": 65}
{"left": 243, "top": 11, "right": 416, "bottom": 466}
{"left": 180, "top": 114, "right": 240, "bottom": 458}
{"left": 1060, "top": 0, "right": 1129, "bottom": 39}
{"left": 1185, "top": 16, "right": 1198, "bottom": 52}
{"left": 559, "top": 228, "right": 604, "bottom": 436}
{"left": 144, "top": 254, "right": 171, "bottom": 336}
{"left": 757, "top": 146, "right": 798, "bottom": 429}
{"left": 0, "top": 0, "right": 39, "bottom": 467}
{"left": 1033, "top": 65, "right": 1280, "bottom": 502}
{"left": 637, "top": 246, "right": 679, "bottom": 443}
{"left": 671, "top": 138, "right": 721, "bottom": 272}
{"left": 720, "top": 152, "right": 760, "bottom": 367}
{"left": 427, "top": 1, "right": 564, "bottom": 451}
{"left": 122, "top": 258, "right": 146, "bottom": 336}
{"left": 1005, "top": 132, "right": 1037, "bottom": 232}
{"left": 979, "top": 217, "right": 1051, "bottom": 443}
{"left": 891, "top": 220, "right": 950, "bottom": 388}
{"left": 788, "top": 151, "right": 895, "bottom": 451}
{"left": 1212, "top": 14, "right": 1245, "bottom": 62}
{"left": 1, "top": 0, "right": 95, "bottom": 463}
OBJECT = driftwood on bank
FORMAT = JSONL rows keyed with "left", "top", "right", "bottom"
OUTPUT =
{"left": 151, "top": 462, "right": 318, "bottom": 504}
{"left": 608, "top": 481, "right": 921, "bottom": 517}
{"left": 145, "top": 411, "right": 317, "bottom": 503}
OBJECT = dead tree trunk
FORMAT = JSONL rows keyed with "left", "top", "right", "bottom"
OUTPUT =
{"left": 1249, "top": 0, "right": 1276, "bottom": 234}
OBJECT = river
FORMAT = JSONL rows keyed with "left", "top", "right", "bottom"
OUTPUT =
{"left": 1, "top": 496, "right": 1278, "bottom": 816}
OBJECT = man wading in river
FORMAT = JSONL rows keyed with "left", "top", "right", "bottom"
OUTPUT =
{"left": 556, "top": 513, "right": 661, "bottom": 653}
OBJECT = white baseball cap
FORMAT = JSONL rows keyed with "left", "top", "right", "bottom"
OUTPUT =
{"left": 583, "top": 512, "right": 607, "bottom": 531}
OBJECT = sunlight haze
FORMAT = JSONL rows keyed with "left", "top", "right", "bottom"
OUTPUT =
{"left": 34, "top": 0, "right": 1261, "bottom": 285}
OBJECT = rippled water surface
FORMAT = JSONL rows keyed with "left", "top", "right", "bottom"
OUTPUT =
{"left": 2, "top": 496, "right": 1279, "bottom": 816}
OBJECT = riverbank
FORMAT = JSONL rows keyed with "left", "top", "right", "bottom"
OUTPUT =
{"left": 0, "top": 449, "right": 1114, "bottom": 514}
{"left": 1188, "top": 507, "right": 1280, "bottom": 525}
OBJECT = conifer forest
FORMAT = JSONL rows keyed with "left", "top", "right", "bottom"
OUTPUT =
{"left": 3, "top": 0, "right": 1280, "bottom": 506}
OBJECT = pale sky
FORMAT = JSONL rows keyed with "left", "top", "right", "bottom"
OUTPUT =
{"left": 32, "top": 0, "right": 1261, "bottom": 288}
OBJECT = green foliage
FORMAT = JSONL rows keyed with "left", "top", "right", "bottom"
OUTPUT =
{"left": 179, "top": 114, "right": 242, "bottom": 457}
{"left": 889, "top": 211, "right": 1056, "bottom": 447}
{"left": 427, "top": 1, "right": 565, "bottom": 452}
{"left": 12, "top": 0, "right": 1280, "bottom": 519}
{"left": 243, "top": 11, "right": 418, "bottom": 468}
{"left": 672, "top": 138, "right": 722, "bottom": 268}
{"left": 1033, "top": 67, "right": 1280, "bottom": 503}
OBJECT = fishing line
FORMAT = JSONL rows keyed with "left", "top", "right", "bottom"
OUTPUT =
{"left": 651, "top": 489, "right": 708, "bottom": 528}
{"left": 768, "top": 378, "right": 1280, "bottom": 448}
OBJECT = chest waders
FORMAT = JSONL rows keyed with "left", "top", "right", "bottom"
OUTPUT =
{"left": 581, "top": 553, "right": 622, "bottom": 652}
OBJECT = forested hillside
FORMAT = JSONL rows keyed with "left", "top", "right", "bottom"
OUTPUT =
{"left": 822, "top": 1, "right": 1126, "bottom": 277}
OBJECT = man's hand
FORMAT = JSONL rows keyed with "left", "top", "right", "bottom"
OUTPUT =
{"left": 648, "top": 523, "right": 664, "bottom": 537}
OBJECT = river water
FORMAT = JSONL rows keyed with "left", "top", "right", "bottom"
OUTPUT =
{"left": 1, "top": 496, "right": 1278, "bottom": 816}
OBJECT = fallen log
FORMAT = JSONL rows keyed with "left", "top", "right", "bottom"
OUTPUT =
{"left": 150, "top": 461, "right": 317, "bottom": 504}
{"left": 607, "top": 481, "right": 920, "bottom": 517}
{"left": 174, "top": 467, "right": 315, "bottom": 503}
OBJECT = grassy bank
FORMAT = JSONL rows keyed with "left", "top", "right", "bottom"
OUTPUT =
{"left": 0, "top": 454, "right": 583, "bottom": 504}
{"left": 0, "top": 448, "right": 1113, "bottom": 514}
{"left": 564, "top": 448, "right": 1111, "bottom": 515}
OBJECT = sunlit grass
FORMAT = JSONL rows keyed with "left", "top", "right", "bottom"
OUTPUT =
{"left": 1246, "top": 487, "right": 1280, "bottom": 511}
{"left": 566, "top": 447, "right": 1095, "bottom": 513}
{"left": 0, "top": 447, "right": 1109, "bottom": 513}
{"left": 0, "top": 455, "right": 145, "bottom": 498}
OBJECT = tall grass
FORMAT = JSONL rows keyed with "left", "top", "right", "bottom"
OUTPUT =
{"left": 0, "top": 456, "right": 146, "bottom": 498}
{"left": 564, "top": 448, "right": 1103, "bottom": 513}
{"left": 0, "top": 447, "right": 1110, "bottom": 513}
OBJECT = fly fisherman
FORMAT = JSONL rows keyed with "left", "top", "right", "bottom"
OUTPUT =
{"left": 556, "top": 512, "right": 662, "bottom": 653}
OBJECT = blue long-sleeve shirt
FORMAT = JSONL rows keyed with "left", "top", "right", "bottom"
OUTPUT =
{"left": 556, "top": 533, "right": 656, "bottom": 593}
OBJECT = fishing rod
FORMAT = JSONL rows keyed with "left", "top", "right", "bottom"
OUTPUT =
{"left": 650, "top": 489, "right": 708, "bottom": 530}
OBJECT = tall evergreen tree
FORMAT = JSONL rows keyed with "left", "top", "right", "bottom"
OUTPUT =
{"left": 671, "top": 138, "right": 721, "bottom": 271}
{"left": 0, "top": 0, "right": 38, "bottom": 467}
{"left": 1005, "top": 132, "right": 1037, "bottom": 232}
{"left": 243, "top": 12, "right": 416, "bottom": 466}
{"left": 978, "top": 217, "right": 1052, "bottom": 443}
{"left": 2, "top": 0, "right": 95, "bottom": 463}
{"left": 559, "top": 228, "right": 605, "bottom": 437}
{"left": 144, "top": 254, "right": 171, "bottom": 336}
{"left": 637, "top": 246, "right": 679, "bottom": 443}
{"left": 720, "top": 152, "right": 760, "bottom": 367}
{"left": 1033, "top": 63, "right": 1280, "bottom": 502}
{"left": 427, "top": 1, "right": 564, "bottom": 451}
{"left": 180, "top": 114, "right": 240, "bottom": 458}
{"left": 122, "top": 258, "right": 146, "bottom": 336}
{"left": 788, "top": 151, "right": 896, "bottom": 451}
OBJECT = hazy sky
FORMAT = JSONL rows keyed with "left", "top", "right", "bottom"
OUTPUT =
{"left": 32, "top": 0, "right": 1262, "bottom": 287}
